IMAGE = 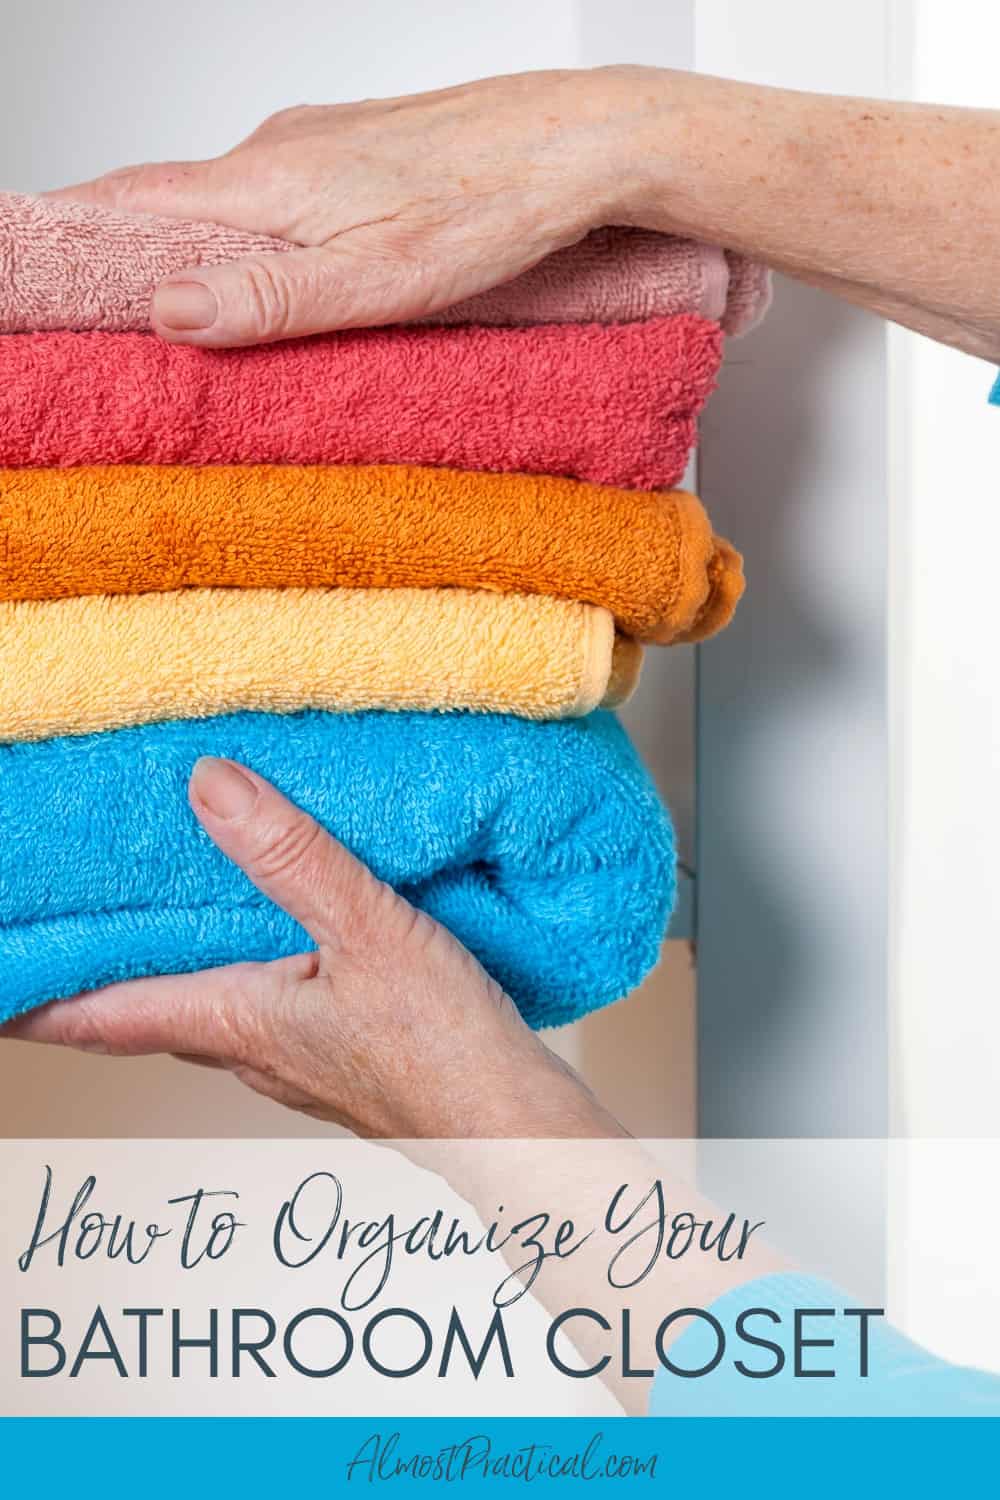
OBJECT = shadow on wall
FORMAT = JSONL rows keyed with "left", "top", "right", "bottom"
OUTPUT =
{"left": 696, "top": 273, "right": 888, "bottom": 1140}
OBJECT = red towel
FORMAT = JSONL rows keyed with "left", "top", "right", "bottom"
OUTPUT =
{"left": 0, "top": 316, "right": 722, "bottom": 489}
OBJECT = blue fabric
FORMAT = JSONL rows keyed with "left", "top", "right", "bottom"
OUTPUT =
{"left": 0, "top": 709, "right": 674, "bottom": 1029}
{"left": 649, "top": 1274, "right": 1000, "bottom": 1416}
{"left": 990, "top": 371, "right": 1000, "bottom": 405}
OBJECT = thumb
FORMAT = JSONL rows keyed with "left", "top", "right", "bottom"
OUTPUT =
{"left": 187, "top": 756, "right": 392, "bottom": 950}
{"left": 152, "top": 239, "right": 437, "bottom": 346}
{"left": 0, "top": 757, "right": 393, "bottom": 1055}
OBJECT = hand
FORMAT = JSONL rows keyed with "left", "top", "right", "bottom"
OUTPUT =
{"left": 47, "top": 69, "right": 640, "bottom": 347}
{"left": 1, "top": 757, "right": 625, "bottom": 1140}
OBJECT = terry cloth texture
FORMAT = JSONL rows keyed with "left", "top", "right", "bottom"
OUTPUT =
{"left": 723, "top": 251, "right": 774, "bottom": 336}
{"left": 0, "top": 709, "right": 675, "bottom": 1028}
{"left": 0, "top": 319, "right": 721, "bottom": 490}
{"left": 0, "top": 587, "right": 642, "bottom": 741}
{"left": 0, "top": 191, "right": 774, "bottom": 333}
{"left": 0, "top": 465, "right": 743, "bottom": 645}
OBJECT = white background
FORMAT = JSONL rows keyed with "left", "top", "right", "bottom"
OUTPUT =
{"left": 887, "top": 0, "right": 1000, "bottom": 1140}
{"left": 885, "top": 0, "right": 1000, "bottom": 1364}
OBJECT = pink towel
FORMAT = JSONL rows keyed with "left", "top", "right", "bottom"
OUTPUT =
{"left": 0, "top": 317, "right": 720, "bottom": 488}
{"left": 0, "top": 190, "right": 769, "bottom": 335}
{"left": 723, "top": 250, "right": 774, "bottom": 336}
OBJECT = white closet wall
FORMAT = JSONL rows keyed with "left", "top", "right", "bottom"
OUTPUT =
{"left": 886, "top": 0, "right": 1000, "bottom": 1370}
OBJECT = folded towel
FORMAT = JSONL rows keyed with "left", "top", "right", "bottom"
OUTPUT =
{"left": 0, "top": 464, "right": 742, "bottom": 644}
{"left": 0, "top": 709, "right": 674, "bottom": 1028}
{"left": 0, "top": 190, "right": 772, "bottom": 334}
{"left": 433, "top": 228, "right": 730, "bottom": 328}
{"left": 0, "top": 318, "right": 720, "bottom": 489}
{"left": 0, "top": 586, "right": 642, "bottom": 741}
{"left": 723, "top": 250, "right": 774, "bottom": 336}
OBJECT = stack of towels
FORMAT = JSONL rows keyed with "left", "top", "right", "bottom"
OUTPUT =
{"left": 0, "top": 192, "right": 768, "bottom": 1029}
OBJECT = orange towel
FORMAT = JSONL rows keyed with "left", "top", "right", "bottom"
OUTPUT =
{"left": 0, "top": 465, "right": 743, "bottom": 646}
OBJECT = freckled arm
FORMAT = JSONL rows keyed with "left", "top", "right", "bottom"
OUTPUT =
{"left": 611, "top": 69, "right": 1000, "bottom": 359}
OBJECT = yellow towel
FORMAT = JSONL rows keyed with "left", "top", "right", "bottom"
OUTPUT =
{"left": 2, "top": 587, "right": 642, "bottom": 741}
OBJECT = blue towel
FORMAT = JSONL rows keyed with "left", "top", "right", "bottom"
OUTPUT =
{"left": 0, "top": 709, "right": 674, "bottom": 1029}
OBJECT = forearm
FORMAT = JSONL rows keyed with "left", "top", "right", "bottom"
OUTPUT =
{"left": 52, "top": 65, "right": 999, "bottom": 354}
{"left": 597, "top": 67, "right": 1000, "bottom": 358}
{"left": 414, "top": 1076, "right": 786, "bottom": 1416}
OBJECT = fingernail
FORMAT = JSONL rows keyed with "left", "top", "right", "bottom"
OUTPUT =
{"left": 191, "top": 757, "right": 259, "bottom": 821}
{"left": 154, "top": 279, "right": 218, "bottom": 331}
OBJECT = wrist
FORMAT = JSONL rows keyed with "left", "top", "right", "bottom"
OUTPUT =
{"left": 397, "top": 1036, "right": 627, "bottom": 1141}
{"left": 536, "top": 66, "right": 670, "bottom": 239}
{"left": 561, "top": 65, "right": 686, "bottom": 233}
{"left": 580, "top": 66, "right": 765, "bottom": 242}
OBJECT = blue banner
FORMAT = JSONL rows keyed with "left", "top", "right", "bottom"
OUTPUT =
{"left": 3, "top": 1417, "right": 997, "bottom": 1495}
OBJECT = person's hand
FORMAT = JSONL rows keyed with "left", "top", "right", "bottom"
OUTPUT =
{"left": 0, "top": 757, "right": 624, "bottom": 1140}
{"left": 46, "top": 69, "right": 642, "bottom": 347}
